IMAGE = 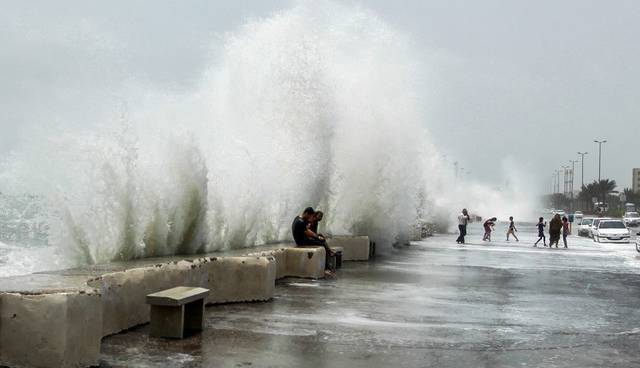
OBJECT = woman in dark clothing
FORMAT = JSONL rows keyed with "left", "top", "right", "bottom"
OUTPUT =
{"left": 548, "top": 214, "right": 563, "bottom": 248}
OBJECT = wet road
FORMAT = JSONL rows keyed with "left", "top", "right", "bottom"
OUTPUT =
{"left": 101, "top": 226, "right": 640, "bottom": 367}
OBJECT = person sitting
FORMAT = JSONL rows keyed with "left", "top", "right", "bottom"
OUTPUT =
{"left": 308, "top": 211, "right": 325, "bottom": 240}
{"left": 291, "top": 207, "right": 336, "bottom": 276}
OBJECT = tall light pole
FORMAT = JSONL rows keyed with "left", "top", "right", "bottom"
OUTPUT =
{"left": 561, "top": 165, "right": 570, "bottom": 196}
{"left": 594, "top": 140, "right": 607, "bottom": 208}
{"left": 577, "top": 152, "right": 588, "bottom": 211}
{"left": 569, "top": 160, "right": 578, "bottom": 212}
{"left": 577, "top": 152, "right": 588, "bottom": 190}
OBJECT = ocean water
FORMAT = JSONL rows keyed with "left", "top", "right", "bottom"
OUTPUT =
{"left": 0, "top": 2, "right": 538, "bottom": 277}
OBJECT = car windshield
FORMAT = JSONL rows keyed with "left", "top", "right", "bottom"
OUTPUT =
{"left": 599, "top": 221, "right": 626, "bottom": 229}
{"left": 581, "top": 219, "right": 593, "bottom": 225}
{"left": 626, "top": 212, "right": 639, "bottom": 218}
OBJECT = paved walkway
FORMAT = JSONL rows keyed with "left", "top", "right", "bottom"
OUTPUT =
{"left": 101, "top": 226, "right": 640, "bottom": 367}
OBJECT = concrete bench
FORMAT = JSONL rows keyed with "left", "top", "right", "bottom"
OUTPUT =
{"left": 327, "top": 236, "right": 371, "bottom": 261}
{"left": 146, "top": 286, "right": 209, "bottom": 339}
{"left": 285, "top": 247, "right": 326, "bottom": 279}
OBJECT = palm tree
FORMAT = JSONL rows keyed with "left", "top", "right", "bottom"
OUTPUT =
{"left": 623, "top": 188, "right": 638, "bottom": 205}
{"left": 595, "top": 179, "right": 617, "bottom": 195}
{"left": 577, "top": 179, "right": 617, "bottom": 211}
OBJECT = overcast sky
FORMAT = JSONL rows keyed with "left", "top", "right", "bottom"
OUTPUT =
{"left": 1, "top": 0, "right": 639, "bottom": 190}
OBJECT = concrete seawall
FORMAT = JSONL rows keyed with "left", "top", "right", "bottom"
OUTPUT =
{"left": 0, "top": 237, "right": 369, "bottom": 368}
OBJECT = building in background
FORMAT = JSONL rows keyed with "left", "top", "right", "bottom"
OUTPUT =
{"left": 633, "top": 168, "right": 640, "bottom": 193}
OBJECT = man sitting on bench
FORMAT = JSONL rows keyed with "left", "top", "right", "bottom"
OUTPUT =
{"left": 292, "top": 207, "right": 336, "bottom": 276}
{"left": 309, "top": 210, "right": 325, "bottom": 240}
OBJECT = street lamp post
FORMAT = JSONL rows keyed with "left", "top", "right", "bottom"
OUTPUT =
{"left": 577, "top": 152, "right": 588, "bottom": 211}
{"left": 594, "top": 140, "right": 607, "bottom": 209}
{"left": 561, "top": 165, "right": 570, "bottom": 196}
{"left": 569, "top": 160, "right": 578, "bottom": 212}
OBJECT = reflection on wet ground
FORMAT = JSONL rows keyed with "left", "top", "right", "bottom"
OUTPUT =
{"left": 101, "top": 230, "right": 640, "bottom": 367}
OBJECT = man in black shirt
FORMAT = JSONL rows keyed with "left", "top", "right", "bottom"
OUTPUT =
{"left": 292, "top": 207, "right": 317, "bottom": 245}
{"left": 292, "top": 207, "right": 335, "bottom": 274}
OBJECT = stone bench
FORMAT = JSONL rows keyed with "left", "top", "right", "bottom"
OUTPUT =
{"left": 284, "top": 247, "right": 326, "bottom": 279}
{"left": 327, "top": 236, "right": 371, "bottom": 261}
{"left": 248, "top": 245, "right": 331, "bottom": 278}
{"left": 146, "top": 286, "right": 209, "bottom": 339}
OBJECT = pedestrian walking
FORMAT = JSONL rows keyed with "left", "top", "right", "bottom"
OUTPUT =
{"left": 548, "top": 214, "right": 562, "bottom": 248}
{"left": 456, "top": 209, "right": 470, "bottom": 244}
{"left": 562, "top": 216, "right": 570, "bottom": 248}
{"left": 534, "top": 217, "right": 547, "bottom": 247}
{"left": 506, "top": 216, "right": 519, "bottom": 242}
{"left": 483, "top": 217, "right": 497, "bottom": 241}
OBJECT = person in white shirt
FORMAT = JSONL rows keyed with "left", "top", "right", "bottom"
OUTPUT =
{"left": 456, "top": 208, "right": 470, "bottom": 244}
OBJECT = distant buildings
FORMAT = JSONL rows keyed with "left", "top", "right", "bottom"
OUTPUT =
{"left": 633, "top": 168, "right": 640, "bottom": 193}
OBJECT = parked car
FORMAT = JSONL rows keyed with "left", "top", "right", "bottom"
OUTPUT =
{"left": 592, "top": 219, "right": 631, "bottom": 243}
{"left": 623, "top": 212, "right": 640, "bottom": 227}
{"left": 588, "top": 218, "right": 606, "bottom": 238}
{"left": 577, "top": 217, "right": 594, "bottom": 237}
{"left": 636, "top": 232, "right": 640, "bottom": 252}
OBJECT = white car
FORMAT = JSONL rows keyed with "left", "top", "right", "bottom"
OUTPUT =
{"left": 588, "top": 218, "right": 607, "bottom": 238}
{"left": 623, "top": 212, "right": 640, "bottom": 227}
{"left": 592, "top": 219, "right": 631, "bottom": 243}
{"left": 577, "top": 217, "right": 594, "bottom": 237}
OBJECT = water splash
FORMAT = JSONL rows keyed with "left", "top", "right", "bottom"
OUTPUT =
{"left": 0, "top": 1, "right": 538, "bottom": 273}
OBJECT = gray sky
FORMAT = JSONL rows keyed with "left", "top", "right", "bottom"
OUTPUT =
{"left": 1, "top": 0, "right": 639, "bottom": 190}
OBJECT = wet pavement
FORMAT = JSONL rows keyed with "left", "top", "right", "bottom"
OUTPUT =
{"left": 101, "top": 226, "right": 640, "bottom": 367}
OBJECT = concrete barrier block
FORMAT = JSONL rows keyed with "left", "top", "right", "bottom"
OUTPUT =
{"left": 327, "top": 236, "right": 370, "bottom": 261}
{"left": 0, "top": 291, "right": 102, "bottom": 368}
{"left": 285, "top": 247, "right": 326, "bottom": 279}
{"left": 204, "top": 256, "right": 275, "bottom": 304}
{"left": 90, "top": 260, "right": 209, "bottom": 337}
{"left": 246, "top": 248, "right": 287, "bottom": 279}
{"left": 89, "top": 255, "right": 276, "bottom": 336}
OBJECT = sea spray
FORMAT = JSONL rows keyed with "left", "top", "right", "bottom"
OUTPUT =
{"left": 0, "top": 1, "right": 537, "bottom": 274}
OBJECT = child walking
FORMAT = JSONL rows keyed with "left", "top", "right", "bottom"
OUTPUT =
{"left": 506, "top": 216, "right": 519, "bottom": 241}
{"left": 483, "top": 217, "right": 497, "bottom": 241}
{"left": 562, "top": 216, "right": 570, "bottom": 248}
{"left": 534, "top": 217, "right": 547, "bottom": 247}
